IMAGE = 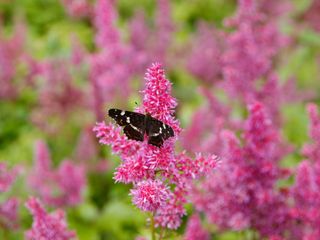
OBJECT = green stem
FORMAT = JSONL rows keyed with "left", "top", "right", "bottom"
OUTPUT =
{"left": 150, "top": 212, "right": 156, "bottom": 240}
{"left": 159, "top": 227, "right": 164, "bottom": 240}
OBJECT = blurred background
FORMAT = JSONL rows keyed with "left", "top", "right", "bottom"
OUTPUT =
{"left": 1, "top": 0, "right": 320, "bottom": 239}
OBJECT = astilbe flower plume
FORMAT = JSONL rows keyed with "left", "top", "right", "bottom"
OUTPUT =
{"left": 183, "top": 214, "right": 210, "bottom": 240}
{"left": 187, "top": 22, "right": 224, "bottom": 84}
{"left": 0, "top": 163, "right": 20, "bottom": 229}
{"left": 222, "top": 0, "right": 289, "bottom": 118}
{"left": 0, "top": 22, "right": 25, "bottom": 100}
{"left": 0, "top": 163, "right": 19, "bottom": 193}
{"left": 31, "top": 58, "right": 85, "bottom": 132}
{"left": 191, "top": 102, "right": 290, "bottom": 238}
{"left": 94, "top": 63, "right": 217, "bottom": 230}
{"left": 181, "top": 87, "right": 237, "bottom": 154}
{"left": 300, "top": 0, "right": 320, "bottom": 33}
{"left": 129, "top": 0, "right": 174, "bottom": 68}
{"left": 90, "top": 0, "right": 137, "bottom": 120}
{"left": 29, "top": 140, "right": 86, "bottom": 207}
{"left": 60, "top": 0, "right": 92, "bottom": 18}
{"left": 290, "top": 103, "right": 320, "bottom": 239}
{"left": 25, "top": 197, "right": 76, "bottom": 240}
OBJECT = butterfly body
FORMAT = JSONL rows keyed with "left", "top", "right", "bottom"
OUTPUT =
{"left": 108, "top": 109, "right": 174, "bottom": 147}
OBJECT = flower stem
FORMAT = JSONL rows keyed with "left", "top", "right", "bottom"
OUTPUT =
{"left": 150, "top": 212, "right": 156, "bottom": 240}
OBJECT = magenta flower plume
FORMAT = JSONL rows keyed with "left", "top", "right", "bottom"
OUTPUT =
{"left": 29, "top": 140, "right": 86, "bottom": 207}
{"left": 290, "top": 103, "right": 320, "bottom": 239}
{"left": 0, "top": 163, "right": 19, "bottom": 193}
{"left": 184, "top": 214, "right": 210, "bottom": 240}
{"left": 130, "top": 180, "right": 171, "bottom": 212}
{"left": 0, "top": 22, "right": 25, "bottom": 100}
{"left": 0, "top": 163, "right": 20, "bottom": 229}
{"left": 222, "top": 0, "right": 288, "bottom": 119}
{"left": 191, "top": 102, "right": 290, "bottom": 238}
{"left": 94, "top": 63, "right": 217, "bottom": 229}
{"left": 301, "top": 0, "right": 320, "bottom": 33}
{"left": 0, "top": 198, "right": 19, "bottom": 229}
{"left": 93, "top": 0, "right": 119, "bottom": 48}
{"left": 25, "top": 197, "right": 76, "bottom": 240}
{"left": 187, "top": 22, "right": 224, "bottom": 84}
{"left": 60, "top": 0, "right": 92, "bottom": 18}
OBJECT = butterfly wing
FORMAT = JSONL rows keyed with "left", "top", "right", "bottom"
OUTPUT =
{"left": 108, "top": 109, "right": 145, "bottom": 141}
{"left": 123, "top": 125, "right": 144, "bottom": 141}
{"left": 146, "top": 115, "right": 174, "bottom": 147}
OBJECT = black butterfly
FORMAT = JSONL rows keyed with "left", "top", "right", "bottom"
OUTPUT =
{"left": 108, "top": 108, "right": 174, "bottom": 147}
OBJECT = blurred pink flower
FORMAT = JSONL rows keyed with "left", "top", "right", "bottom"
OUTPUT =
{"left": 187, "top": 22, "right": 224, "bottom": 84}
{"left": 184, "top": 214, "right": 210, "bottom": 240}
{"left": 291, "top": 103, "right": 320, "bottom": 239}
{"left": 0, "top": 22, "right": 25, "bottom": 100}
{"left": 90, "top": 0, "right": 137, "bottom": 120}
{"left": 0, "top": 163, "right": 19, "bottom": 193}
{"left": 222, "top": 0, "right": 288, "bottom": 113}
{"left": 31, "top": 59, "right": 85, "bottom": 133}
{"left": 29, "top": 140, "right": 86, "bottom": 208}
{"left": 25, "top": 197, "right": 76, "bottom": 240}
{"left": 129, "top": 0, "right": 174, "bottom": 68}
{"left": 60, "top": 0, "right": 92, "bottom": 18}
{"left": 191, "top": 102, "right": 290, "bottom": 238}
{"left": 301, "top": 0, "right": 320, "bottom": 32}
{"left": 181, "top": 87, "right": 234, "bottom": 154}
{"left": 94, "top": 63, "right": 217, "bottom": 229}
{"left": 0, "top": 198, "right": 19, "bottom": 229}
{"left": 0, "top": 163, "right": 20, "bottom": 229}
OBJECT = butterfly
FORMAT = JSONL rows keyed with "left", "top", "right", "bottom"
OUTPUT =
{"left": 108, "top": 108, "right": 174, "bottom": 147}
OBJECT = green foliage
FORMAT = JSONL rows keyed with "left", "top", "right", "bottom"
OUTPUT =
{"left": 1, "top": 0, "right": 320, "bottom": 239}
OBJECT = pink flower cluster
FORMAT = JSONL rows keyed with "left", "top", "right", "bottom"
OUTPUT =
{"left": 60, "top": 0, "right": 92, "bottom": 18}
{"left": 94, "top": 63, "right": 217, "bottom": 229}
{"left": 89, "top": 0, "right": 175, "bottom": 121}
{"left": 29, "top": 140, "right": 86, "bottom": 208}
{"left": 25, "top": 197, "right": 76, "bottom": 240}
{"left": 184, "top": 214, "right": 210, "bottom": 240}
{"left": 0, "top": 22, "right": 25, "bottom": 100}
{"left": 222, "top": 0, "right": 288, "bottom": 104}
{"left": 187, "top": 22, "right": 224, "bottom": 84}
{"left": 31, "top": 58, "right": 85, "bottom": 133}
{"left": 290, "top": 103, "right": 320, "bottom": 239}
{"left": 0, "top": 163, "right": 19, "bottom": 229}
{"left": 191, "top": 102, "right": 290, "bottom": 237}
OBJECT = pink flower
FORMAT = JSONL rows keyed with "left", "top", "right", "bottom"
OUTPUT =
{"left": 25, "top": 197, "right": 76, "bottom": 240}
{"left": 128, "top": 0, "right": 174, "bottom": 68}
{"left": 187, "top": 22, "right": 224, "bottom": 84}
{"left": 0, "top": 198, "right": 19, "bottom": 229}
{"left": 93, "top": 0, "right": 119, "bottom": 48}
{"left": 60, "top": 0, "right": 92, "bottom": 18}
{"left": 301, "top": 0, "right": 320, "bottom": 32}
{"left": 94, "top": 63, "right": 217, "bottom": 229}
{"left": 181, "top": 87, "right": 232, "bottom": 154}
{"left": 141, "top": 63, "right": 180, "bottom": 133}
{"left": 191, "top": 102, "right": 290, "bottom": 237}
{"left": 90, "top": 0, "right": 138, "bottom": 120}
{"left": 290, "top": 103, "right": 320, "bottom": 239}
{"left": 222, "top": 0, "right": 288, "bottom": 118}
{"left": 0, "top": 163, "right": 19, "bottom": 193}
{"left": 29, "top": 140, "right": 86, "bottom": 207}
{"left": 31, "top": 59, "right": 85, "bottom": 133}
{"left": 151, "top": 0, "right": 174, "bottom": 65}
{"left": 0, "top": 163, "right": 20, "bottom": 229}
{"left": 302, "top": 103, "right": 320, "bottom": 161}
{"left": 0, "top": 22, "right": 25, "bottom": 100}
{"left": 130, "top": 180, "right": 171, "bottom": 212}
{"left": 184, "top": 214, "right": 210, "bottom": 240}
